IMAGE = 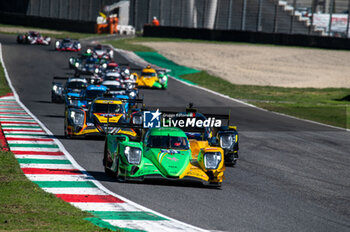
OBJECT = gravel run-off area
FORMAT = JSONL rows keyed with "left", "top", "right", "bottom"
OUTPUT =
{"left": 137, "top": 42, "right": 350, "bottom": 88}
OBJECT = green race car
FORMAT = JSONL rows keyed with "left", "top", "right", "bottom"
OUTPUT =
{"left": 103, "top": 127, "right": 226, "bottom": 186}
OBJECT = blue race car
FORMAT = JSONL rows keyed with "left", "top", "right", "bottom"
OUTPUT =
{"left": 79, "top": 85, "right": 108, "bottom": 108}
{"left": 52, "top": 77, "right": 88, "bottom": 103}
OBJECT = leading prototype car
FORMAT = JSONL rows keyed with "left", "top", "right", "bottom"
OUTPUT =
{"left": 17, "top": 31, "right": 51, "bottom": 45}
{"left": 103, "top": 127, "right": 225, "bottom": 187}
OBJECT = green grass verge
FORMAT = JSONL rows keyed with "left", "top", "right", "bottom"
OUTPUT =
{"left": 181, "top": 71, "right": 350, "bottom": 128}
{"left": 0, "top": 23, "right": 103, "bottom": 40}
{"left": 0, "top": 150, "right": 112, "bottom": 232}
{"left": 0, "top": 62, "right": 11, "bottom": 96}
{"left": 106, "top": 36, "right": 350, "bottom": 128}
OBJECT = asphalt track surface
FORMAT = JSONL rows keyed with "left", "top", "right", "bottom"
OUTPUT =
{"left": 1, "top": 34, "right": 350, "bottom": 232}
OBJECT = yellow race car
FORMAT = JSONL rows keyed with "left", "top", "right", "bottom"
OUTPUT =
{"left": 134, "top": 65, "right": 168, "bottom": 89}
{"left": 64, "top": 97, "right": 136, "bottom": 138}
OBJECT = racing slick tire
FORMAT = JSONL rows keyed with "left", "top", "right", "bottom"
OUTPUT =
{"left": 103, "top": 142, "right": 117, "bottom": 177}
{"left": 64, "top": 124, "right": 73, "bottom": 139}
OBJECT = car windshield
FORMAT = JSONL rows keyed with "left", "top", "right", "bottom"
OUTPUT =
{"left": 141, "top": 72, "right": 156, "bottom": 77}
{"left": 106, "top": 66, "right": 119, "bottom": 72}
{"left": 104, "top": 85, "right": 121, "bottom": 91}
{"left": 66, "top": 82, "right": 87, "bottom": 89}
{"left": 29, "top": 32, "right": 39, "bottom": 37}
{"left": 85, "top": 59, "right": 96, "bottom": 64}
{"left": 92, "top": 103, "right": 124, "bottom": 113}
{"left": 147, "top": 135, "right": 189, "bottom": 150}
{"left": 85, "top": 90, "right": 105, "bottom": 99}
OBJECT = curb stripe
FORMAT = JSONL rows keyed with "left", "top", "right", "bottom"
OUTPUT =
{"left": 4, "top": 132, "right": 46, "bottom": 135}
{"left": 105, "top": 220, "right": 187, "bottom": 231}
{"left": 21, "top": 168, "right": 82, "bottom": 175}
{"left": 12, "top": 151, "right": 64, "bottom": 155}
{"left": 19, "top": 163, "right": 75, "bottom": 169}
{"left": 0, "top": 119, "right": 36, "bottom": 122}
{"left": 17, "top": 158, "right": 71, "bottom": 164}
{"left": 8, "top": 141, "right": 56, "bottom": 145}
{"left": 3, "top": 129, "right": 44, "bottom": 132}
{"left": 73, "top": 203, "right": 142, "bottom": 212}
{"left": 15, "top": 155, "right": 68, "bottom": 160}
{"left": 0, "top": 116, "right": 33, "bottom": 119}
{"left": 7, "top": 138, "right": 54, "bottom": 142}
{"left": 34, "top": 181, "right": 97, "bottom": 188}
{"left": 6, "top": 134, "right": 54, "bottom": 138}
{"left": 55, "top": 194, "right": 125, "bottom": 203}
{"left": 2, "top": 126, "right": 41, "bottom": 128}
{"left": 25, "top": 174, "right": 90, "bottom": 182}
{"left": 9, "top": 147, "right": 61, "bottom": 151}
{"left": 44, "top": 188, "right": 108, "bottom": 195}
{"left": 8, "top": 144, "right": 59, "bottom": 148}
{"left": 90, "top": 211, "right": 167, "bottom": 221}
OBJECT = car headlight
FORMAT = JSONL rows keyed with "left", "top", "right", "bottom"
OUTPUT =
{"left": 204, "top": 152, "right": 221, "bottom": 169}
{"left": 126, "top": 83, "right": 134, "bottom": 90}
{"left": 77, "top": 43, "right": 81, "bottom": 49}
{"left": 124, "top": 146, "right": 142, "bottom": 165}
{"left": 95, "top": 68, "right": 99, "bottom": 73}
{"left": 69, "top": 58, "right": 74, "bottom": 64}
{"left": 53, "top": 85, "right": 57, "bottom": 91}
{"left": 102, "top": 63, "right": 107, "bottom": 68}
{"left": 69, "top": 110, "right": 84, "bottom": 126}
{"left": 219, "top": 134, "right": 234, "bottom": 149}
{"left": 132, "top": 115, "right": 142, "bottom": 125}
{"left": 75, "top": 62, "right": 79, "bottom": 68}
{"left": 55, "top": 41, "right": 60, "bottom": 48}
{"left": 87, "top": 48, "right": 92, "bottom": 53}
{"left": 128, "top": 91, "right": 136, "bottom": 98}
{"left": 159, "top": 76, "right": 167, "bottom": 84}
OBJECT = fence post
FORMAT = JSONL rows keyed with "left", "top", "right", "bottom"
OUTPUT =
{"left": 256, "top": 0, "right": 262, "bottom": 31}
{"left": 227, "top": 0, "right": 232, "bottom": 29}
{"left": 202, "top": 0, "right": 206, "bottom": 28}
{"left": 159, "top": 0, "right": 163, "bottom": 25}
{"left": 289, "top": 0, "right": 296, "bottom": 33}
{"left": 241, "top": 0, "right": 247, "bottom": 30}
{"left": 180, "top": 0, "right": 183, "bottom": 26}
{"left": 273, "top": 0, "right": 278, "bottom": 32}
{"left": 328, "top": 0, "right": 334, "bottom": 36}
{"left": 134, "top": 0, "right": 138, "bottom": 29}
{"left": 346, "top": 0, "right": 350, "bottom": 38}
{"left": 147, "top": 0, "right": 151, "bottom": 24}
{"left": 170, "top": 0, "right": 174, "bottom": 26}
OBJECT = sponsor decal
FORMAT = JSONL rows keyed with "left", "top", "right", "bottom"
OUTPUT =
{"left": 167, "top": 157, "right": 179, "bottom": 161}
{"left": 143, "top": 110, "right": 223, "bottom": 128}
{"left": 160, "top": 149, "right": 180, "bottom": 154}
{"left": 143, "top": 109, "right": 161, "bottom": 128}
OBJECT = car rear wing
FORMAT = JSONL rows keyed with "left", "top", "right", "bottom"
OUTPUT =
{"left": 131, "top": 67, "right": 169, "bottom": 73}
{"left": 53, "top": 76, "right": 69, "bottom": 81}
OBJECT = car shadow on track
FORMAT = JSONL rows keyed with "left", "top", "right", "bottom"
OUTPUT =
{"left": 87, "top": 170, "right": 222, "bottom": 190}
{"left": 35, "top": 100, "right": 53, "bottom": 104}
{"left": 54, "top": 135, "right": 105, "bottom": 141}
